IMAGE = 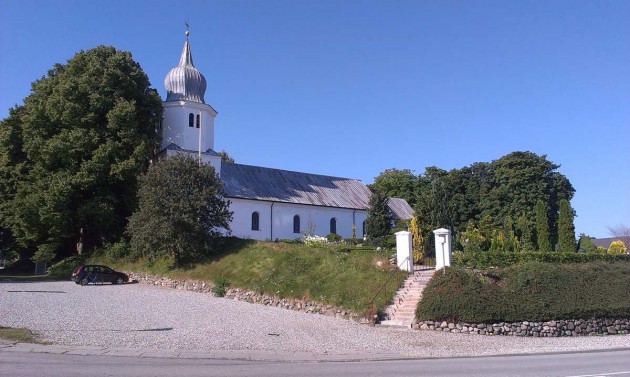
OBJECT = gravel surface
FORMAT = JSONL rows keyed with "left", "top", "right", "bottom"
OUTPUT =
{"left": 1, "top": 281, "right": 628, "bottom": 357}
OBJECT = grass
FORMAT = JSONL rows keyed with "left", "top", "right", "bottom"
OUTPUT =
{"left": 96, "top": 239, "right": 407, "bottom": 315}
{"left": 0, "top": 326, "right": 43, "bottom": 343}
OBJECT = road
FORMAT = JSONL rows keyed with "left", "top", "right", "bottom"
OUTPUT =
{"left": 1, "top": 349, "right": 629, "bottom": 377}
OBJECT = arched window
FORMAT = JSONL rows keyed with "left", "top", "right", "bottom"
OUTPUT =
{"left": 188, "top": 113, "right": 194, "bottom": 127}
{"left": 251, "top": 212, "right": 260, "bottom": 231}
{"left": 196, "top": 114, "right": 200, "bottom": 128}
{"left": 293, "top": 215, "right": 300, "bottom": 234}
{"left": 330, "top": 218, "right": 337, "bottom": 235}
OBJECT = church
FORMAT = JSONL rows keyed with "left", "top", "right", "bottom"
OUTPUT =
{"left": 156, "top": 32, "right": 413, "bottom": 240}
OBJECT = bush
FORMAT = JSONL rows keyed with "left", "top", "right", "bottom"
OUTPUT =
{"left": 608, "top": 240, "right": 628, "bottom": 254}
{"left": 211, "top": 277, "right": 230, "bottom": 297}
{"left": 453, "top": 250, "right": 630, "bottom": 269}
{"left": 416, "top": 261, "right": 630, "bottom": 322}
{"left": 326, "top": 233, "right": 342, "bottom": 243}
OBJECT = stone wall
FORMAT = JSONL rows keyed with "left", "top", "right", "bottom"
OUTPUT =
{"left": 413, "top": 318, "right": 630, "bottom": 337}
{"left": 127, "top": 272, "right": 373, "bottom": 324}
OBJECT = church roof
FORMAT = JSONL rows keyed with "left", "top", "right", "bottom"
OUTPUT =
{"left": 220, "top": 163, "right": 372, "bottom": 210}
{"left": 161, "top": 143, "right": 221, "bottom": 156}
{"left": 387, "top": 197, "right": 414, "bottom": 220}
{"left": 164, "top": 32, "right": 207, "bottom": 103}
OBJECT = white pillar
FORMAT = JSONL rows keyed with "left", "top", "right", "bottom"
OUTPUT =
{"left": 433, "top": 228, "right": 452, "bottom": 271}
{"left": 395, "top": 231, "right": 413, "bottom": 273}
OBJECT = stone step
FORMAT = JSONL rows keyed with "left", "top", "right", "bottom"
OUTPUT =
{"left": 379, "top": 319, "right": 410, "bottom": 328}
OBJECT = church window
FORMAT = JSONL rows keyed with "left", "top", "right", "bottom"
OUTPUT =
{"left": 196, "top": 114, "right": 200, "bottom": 128}
{"left": 330, "top": 218, "right": 337, "bottom": 234}
{"left": 251, "top": 212, "right": 260, "bottom": 231}
{"left": 188, "top": 113, "right": 194, "bottom": 127}
{"left": 293, "top": 215, "right": 300, "bottom": 234}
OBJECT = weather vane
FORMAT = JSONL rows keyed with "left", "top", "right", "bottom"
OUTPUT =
{"left": 185, "top": 19, "right": 190, "bottom": 38}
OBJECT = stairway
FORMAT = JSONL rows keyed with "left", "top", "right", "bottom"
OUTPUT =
{"left": 379, "top": 267, "right": 435, "bottom": 328}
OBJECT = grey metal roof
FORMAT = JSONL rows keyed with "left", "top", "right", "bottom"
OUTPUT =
{"left": 164, "top": 36, "right": 207, "bottom": 103}
{"left": 387, "top": 197, "right": 414, "bottom": 220}
{"left": 163, "top": 143, "right": 221, "bottom": 156}
{"left": 220, "top": 163, "right": 372, "bottom": 209}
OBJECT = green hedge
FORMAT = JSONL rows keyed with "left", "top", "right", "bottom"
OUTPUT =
{"left": 416, "top": 262, "right": 630, "bottom": 323}
{"left": 453, "top": 250, "right": 630, "bottom": 269}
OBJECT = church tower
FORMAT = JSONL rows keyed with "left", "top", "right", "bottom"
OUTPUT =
{"left": 161, "top": 30, "right": 217, "bottom": 154}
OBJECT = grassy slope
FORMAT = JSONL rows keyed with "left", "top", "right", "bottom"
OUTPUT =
{"left": 102, "top": 240, "right": 407, "bottom": 314}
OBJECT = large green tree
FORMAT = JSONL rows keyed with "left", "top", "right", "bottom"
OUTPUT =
{"left": 557, "top": 199, "right": 577, "bottom": 252}
{"left": 369, "top": 168, "right": 418, "bottom": 207}
{"left": 386, "top": 151, "right": 574, "bottom": 251}
{"left": 127, "top": 154, "right": 232, "bottom": 267}
{"left": 0, "top": 46, "right": 162, "bottom": 261}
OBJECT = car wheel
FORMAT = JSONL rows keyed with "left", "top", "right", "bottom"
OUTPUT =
{"left": 80, "top": 278, "right": 88, "bottom": 286}
{"left": 115, "top": 277, "right": 124, "bottom": 285}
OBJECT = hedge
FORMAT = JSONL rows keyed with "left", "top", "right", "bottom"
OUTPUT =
{"left": 416, "top": 261, "right": 630, "bottom": 323}
{"left": 453, "top": 250, "right": 630, "bottom": 269}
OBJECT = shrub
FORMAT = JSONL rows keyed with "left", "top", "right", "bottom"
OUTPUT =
{"left": 417, "top": 261, "right": 630, "bottom": 322}
{"left": 608, "top": 240, "right": 627, "bottom": 254}
{"left": 453, "top": 250, "right": 630, "bottom": 269}
{"left": 326, "top": 233, "right": 342, "bottom": 243}
{"left": 211, "top": 277, "right": 230, "bottom": 297}
{"left": 303, "top": 235, "right": 328, "bottom": 247}
{"left": 48, "top": 256, "right": 84, "bottom": 278}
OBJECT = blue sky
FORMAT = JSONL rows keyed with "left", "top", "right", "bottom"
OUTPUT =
{"left": 1, "top": 0, "right": 628, "bottom": 238}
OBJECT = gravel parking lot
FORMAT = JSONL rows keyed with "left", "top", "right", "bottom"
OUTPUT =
{"left": 1, "top": 280, "right": 628, "bottom": 357}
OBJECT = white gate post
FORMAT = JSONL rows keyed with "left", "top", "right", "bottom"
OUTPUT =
{"left": 433, "top": 228, "right": 452, "bottom": 271}
{"left": 395, "top": 231, "right": 413, "bottom": 273}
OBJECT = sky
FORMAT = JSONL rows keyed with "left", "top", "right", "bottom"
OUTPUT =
{"left": 1, "top": 0, "right": 628, "bottom": 238}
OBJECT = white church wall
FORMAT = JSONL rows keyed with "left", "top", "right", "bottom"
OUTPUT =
{"left": 227, "top": 198, "right": 368, "bottom": 241}
{"left": 162, "top": 100, "right": 216, "bottom": 152}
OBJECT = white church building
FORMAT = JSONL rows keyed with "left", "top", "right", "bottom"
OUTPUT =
{"left": 157, "top": 32, "right": 413, "bottom": 240}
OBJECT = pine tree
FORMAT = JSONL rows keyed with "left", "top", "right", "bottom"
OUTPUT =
{"left": 535, "top": 200, "right": 552, "bottom": 252}
{"left": 557, "top": 199, "right": 577, "bottom": 252}
{"left": 365, "top": 191, "right": 392, "bottom": 245}
{"left": 517, "top": 213, "right": 535, "bottom": 252}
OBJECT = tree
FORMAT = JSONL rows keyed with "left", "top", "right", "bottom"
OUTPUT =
{"left": 535, "top": 200, "right": 552, "bottom": 252}
{"left": 365, "top": 190, "right": 392, "bottom": 245}
{"left": 577, "top": 234, "right": 597, "bottom": 253}
{"left": 460, "top": 221, "right": 485, "bottom": 253}
{"left": 408, "top": 151, "right": 574, "bottom": 251}
{"left": 0, "top": 46, "right": 162, "bottom": 262}
{"left": 370, "top": 168, "right": 417, "bottom": 207}
{"left": 127, "top": 154, "right": 232, "bottom": 267}
{"left": 557, "top": 199, "right": 577, "bottom": 252}
{"left": 219, "top": 150, "right": 235, "bottom": 163}
{"left": 517, "top": 213, "right": 535, "bottom": 252}
{"left": 607, "top": 240, "right": 627, "bottom": 255}
{"left": 607, "top": 224, "right": 630, "bottom": 237}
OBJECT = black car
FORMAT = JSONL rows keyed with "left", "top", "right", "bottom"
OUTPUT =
{"left": 72, "top": 265, "right": 128, "bottom": 285}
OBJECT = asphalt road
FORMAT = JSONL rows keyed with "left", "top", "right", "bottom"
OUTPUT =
{"left": 2, "top": 349, "right": 629, "bottom": 377}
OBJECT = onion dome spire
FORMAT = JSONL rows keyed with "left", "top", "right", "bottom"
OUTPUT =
{"left": 164, "top": 28, "right": 207, "bottom": 103}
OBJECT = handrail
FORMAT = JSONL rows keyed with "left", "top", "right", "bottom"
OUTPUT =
{"left": 367, "top": 255, "right": 410, "bottom": 309}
